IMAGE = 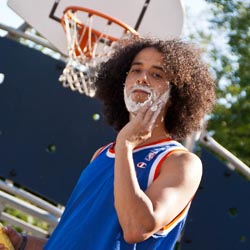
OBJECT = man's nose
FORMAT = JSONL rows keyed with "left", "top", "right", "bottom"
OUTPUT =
{"left": 136, "top": 71, "right": 149, "bottom": 85}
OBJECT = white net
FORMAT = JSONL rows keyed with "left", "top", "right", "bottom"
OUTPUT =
{"left": 59, "top": 11, "right": 108, "bottom": 97}
{"left": 59, "top": 8, "right": 138, "bottom": 97}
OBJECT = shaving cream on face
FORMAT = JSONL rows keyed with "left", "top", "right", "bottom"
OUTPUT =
{"left": 124, "top": 84, "right": 153, "bottom": 114}
{"left": 150, "top": 87, "right": 171, "bottom": 111}
{"left": 124, "top": 84, "right": 171, "bottom": 114}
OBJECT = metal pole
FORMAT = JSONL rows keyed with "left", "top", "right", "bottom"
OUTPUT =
{"left": 199, "top": 131, "right": 250, "bottom": 180}
{"left": 0, "top": 22, "right": 61, "bottom": 53}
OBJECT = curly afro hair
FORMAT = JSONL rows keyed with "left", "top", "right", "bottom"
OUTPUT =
{"left": 94, "top": 36, "right": 216, "bottom": 139}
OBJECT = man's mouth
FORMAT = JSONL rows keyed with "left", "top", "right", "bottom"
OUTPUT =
{"left": 129, "top": 85, "right": 152, "bottom": 97}
{"left": 124, "top": 84, "right": 154, "bottom": 114}
{"left": 131, "top": 89, "right": 150, "bottom": 95}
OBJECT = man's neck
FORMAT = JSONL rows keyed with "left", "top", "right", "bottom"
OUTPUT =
{"left": 139, "top": 125, "right": 171, "bottom": 147}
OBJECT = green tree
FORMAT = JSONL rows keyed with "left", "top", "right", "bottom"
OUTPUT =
{"left": 203, "top": 0, "right": 250, "bottom": 166}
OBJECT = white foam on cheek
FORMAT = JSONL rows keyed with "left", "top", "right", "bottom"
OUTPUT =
{"left": 159, "top": 87, "right": 171, "bottom": 104}
{"left": 150, "top": 105, "right": 158, "bottom": 112}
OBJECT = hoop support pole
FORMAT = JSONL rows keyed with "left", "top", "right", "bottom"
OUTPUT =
{"left": 199, "top": 131, "right": 250, "bottom": 180}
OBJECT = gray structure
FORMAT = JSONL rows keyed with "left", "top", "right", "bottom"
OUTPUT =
{"left": 181, "top": 148, "right": 250, "bottom": 250}
{"left": 0, "top": 37, "right": 116, "bottom": 205}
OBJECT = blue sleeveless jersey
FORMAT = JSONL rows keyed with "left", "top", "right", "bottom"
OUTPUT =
{"left": 44, "top": 139, "right": 191, "bottom": 250}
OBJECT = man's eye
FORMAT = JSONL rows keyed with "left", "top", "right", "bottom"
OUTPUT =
{"left": 152, "top": 72, "right": 163, "bottom": 79}
{"left": 131, "top": 68, "right": 141, "bottom": 73}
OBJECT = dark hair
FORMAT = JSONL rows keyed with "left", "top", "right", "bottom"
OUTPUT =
{"left": 94, "top": 36, "right": 216, "bottom": 139}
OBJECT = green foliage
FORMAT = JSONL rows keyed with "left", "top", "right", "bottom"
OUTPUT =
{"left": 4, "top": 206, "right": 49, "bottom": 232}
{"left": 203, "top": 0, "right": 250, "bottom": 166}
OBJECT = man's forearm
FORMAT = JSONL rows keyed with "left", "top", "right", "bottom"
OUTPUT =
{"left": 114, "top": 143, "right": 155, "bottom": 243}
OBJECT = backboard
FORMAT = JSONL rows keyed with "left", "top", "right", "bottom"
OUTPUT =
{"left": 7, "top": 0, "right": 185, "bottom": 56}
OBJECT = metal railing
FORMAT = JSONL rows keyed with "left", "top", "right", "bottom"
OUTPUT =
{"left": 0, "top": 179, "right": 64, "bottom": 238}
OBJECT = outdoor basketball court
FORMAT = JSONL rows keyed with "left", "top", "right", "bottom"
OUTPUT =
{"left": 1, "top": 1, "right": 250, "bottom": 249}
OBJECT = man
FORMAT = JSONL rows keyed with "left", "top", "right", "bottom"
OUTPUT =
{"left": 0, "top": 37, "right": 215, "bottom": 250}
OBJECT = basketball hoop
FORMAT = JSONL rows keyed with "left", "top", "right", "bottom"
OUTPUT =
{"left": 59, "top": 6, "right": 139, "bottom": 97}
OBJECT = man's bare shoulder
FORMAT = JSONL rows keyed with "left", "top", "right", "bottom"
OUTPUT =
{"left": 159, "top": 150, "right": 202, "bottom": 186}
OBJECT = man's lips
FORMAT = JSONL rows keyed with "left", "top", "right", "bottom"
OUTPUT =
{"left": 131, "top": 89, "right": 150, "bottom": 95}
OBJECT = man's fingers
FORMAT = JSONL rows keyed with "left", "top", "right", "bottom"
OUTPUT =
{"left": 134, "top": 102, "right": 151, "bottom": 120}
{"left": 144, "top": 99, "right": 165, "bottom": 125}
{"left": 135, "top": 99, "right": 164, "bottom": 127}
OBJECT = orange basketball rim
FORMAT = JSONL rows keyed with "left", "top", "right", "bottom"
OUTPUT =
{"left": 61, "top": 6, "right": 140, "bottom": 58}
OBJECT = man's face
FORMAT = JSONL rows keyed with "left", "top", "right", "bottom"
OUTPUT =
{"left": 124, "top": 47, "right": 171, "bottom": 114}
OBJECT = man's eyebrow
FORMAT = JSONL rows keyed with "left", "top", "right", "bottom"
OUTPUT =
{"left": 131, "top": 62, "right": 164, "bottom": 72}
{"left": 131, "top": 62, "right": 142, "bottom": 67}
{"left": 152, "top": 65, "right": 165, "bottom": 72}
